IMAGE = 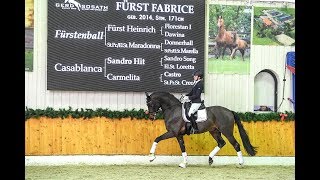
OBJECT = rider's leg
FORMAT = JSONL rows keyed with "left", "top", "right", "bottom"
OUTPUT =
{"left": 190, "top": 114, "right": 199, "bottom": 133}
{"left": 188, "top": 103, "right": 201, "bottom": 133}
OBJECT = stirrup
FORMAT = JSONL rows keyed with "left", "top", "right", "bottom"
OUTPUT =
{"left": 191, "top": 128, "right": 199, "bottom": 134}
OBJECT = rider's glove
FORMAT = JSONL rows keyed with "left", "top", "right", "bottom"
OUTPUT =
{"left": 183, "top": 96, "right": 189, "bottom": 101}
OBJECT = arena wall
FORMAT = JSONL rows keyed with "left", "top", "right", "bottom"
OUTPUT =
{"left": 25, "top": 118, "right": 294, "bottom": 156}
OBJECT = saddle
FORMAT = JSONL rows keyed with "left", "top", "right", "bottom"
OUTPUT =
{"left": 182, "top": 101, "right": 207, "bottom": 123}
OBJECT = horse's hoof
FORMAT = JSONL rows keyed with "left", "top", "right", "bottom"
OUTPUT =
{"left": 209, "top": 157, "right": 213, "bottom": 166}
{"left": 236, "top": 163, "right": 244, "bottom": 168}
{"left": 179, "top": 162, "right": 187, "bottom": 168}
{"left": 149, "top": 153, "right": 156, "bottom": 162}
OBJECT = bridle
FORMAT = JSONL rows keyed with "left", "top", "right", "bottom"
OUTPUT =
{"left": 146, "top": 99, "right": 182, "bottom": 120}
{"left": 146, "top": 100, "right": 161, "bottom": 120}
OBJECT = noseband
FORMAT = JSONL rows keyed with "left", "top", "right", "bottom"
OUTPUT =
{"left": 147, "top": 100, "right": 160, "bottom": 120}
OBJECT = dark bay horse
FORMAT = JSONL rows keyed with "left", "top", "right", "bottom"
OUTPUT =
{"left": 145, "top": 92, "right": 257, "bottom": 168}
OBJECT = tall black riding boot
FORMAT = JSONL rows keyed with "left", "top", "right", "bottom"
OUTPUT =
{"left": 189, "top": 114, "right": 199, "bottom": 134}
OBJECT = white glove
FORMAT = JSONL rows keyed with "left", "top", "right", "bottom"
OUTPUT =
{"left": 183, "top": 96, "right": 190, "bottom": 101}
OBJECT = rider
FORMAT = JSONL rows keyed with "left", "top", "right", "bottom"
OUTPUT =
{"left": 182, "top": 70, "right": 204, "bottom": 134}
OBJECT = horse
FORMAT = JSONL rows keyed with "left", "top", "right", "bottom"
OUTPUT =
{"left": 145, "top": 91, "right": 257, "bottom": 168}
{"left": 215, "top": 16, "right": 250, "bottom": 61}
{"left": 215, "top": 16, "right": 237, "bottom": 59}
{"left": 230, "top": 37, "right": 250, "bottom": 61}
{"left": 65, "top": 0, "right": 81, "bottom": 11}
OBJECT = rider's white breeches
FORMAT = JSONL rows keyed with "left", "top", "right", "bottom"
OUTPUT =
{"left": 188, "top": 103, "right": 201, "bottom": 117}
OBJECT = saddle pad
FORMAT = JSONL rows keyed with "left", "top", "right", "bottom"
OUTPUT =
{"left": 182, "top": 104, "right": 207, "bottom": 123}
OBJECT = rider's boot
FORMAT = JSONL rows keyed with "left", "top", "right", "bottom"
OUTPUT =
{"left": 189, "top": 114, "right": 199, "bottom": 134}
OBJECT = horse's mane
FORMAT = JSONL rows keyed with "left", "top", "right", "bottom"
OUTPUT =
{"left": 150, "top": 92, "right": 181, "bottom": 104}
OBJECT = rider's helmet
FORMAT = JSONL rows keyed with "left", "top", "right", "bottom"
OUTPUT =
{"left": 192, "top": 69, "right": 203, "bottom": 79}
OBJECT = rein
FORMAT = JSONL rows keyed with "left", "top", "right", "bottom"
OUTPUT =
{"left": 150, "top": 103, "right": 181, "bottom": 115}
{"left": 161, "top": 103, "right": 182, "bottom": 113}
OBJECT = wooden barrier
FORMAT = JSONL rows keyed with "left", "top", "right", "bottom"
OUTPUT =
{"left": 25, "top": 117, "right": 295, "bottom": 156}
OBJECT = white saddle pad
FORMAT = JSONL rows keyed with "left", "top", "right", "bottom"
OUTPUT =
{"left": 182, "top": 104, "right": 207, "bottom": 123}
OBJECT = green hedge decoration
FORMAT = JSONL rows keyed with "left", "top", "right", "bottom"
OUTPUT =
{"left": 25, "top": 107, "right": 294, "bottom": 122}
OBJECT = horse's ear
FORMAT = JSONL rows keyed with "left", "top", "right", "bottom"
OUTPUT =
{"left": 145, "top": 92, "right": 150, "bottom": 98}
{"left": 145, "top": 92, "right": 151, "bottom": 102}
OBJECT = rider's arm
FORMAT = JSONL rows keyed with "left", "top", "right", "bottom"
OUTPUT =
{"left": 188, "top": 83, "right": 203, "bottom": 101}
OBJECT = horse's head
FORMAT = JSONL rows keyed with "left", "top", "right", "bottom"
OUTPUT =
{"left": 217, "top": 15, "right": 224, "bottom": 29}
{"left": 145, "top": 92, "right": 161, "bottom": 120}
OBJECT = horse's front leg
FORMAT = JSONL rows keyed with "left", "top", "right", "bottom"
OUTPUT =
{"left": 149, "top": 131, "right": 175, "bottom": 162}
{"left": 176, "top": 135, "right": 188, "bottom": 168}
{"left": 215, "top": 45, "right": 222, "bottom": 59}
{"left": 222, "top": 46, "right": 227, "bottom": 59}
{"left": 230, "top": 47, "right": 238, "bottom": 60}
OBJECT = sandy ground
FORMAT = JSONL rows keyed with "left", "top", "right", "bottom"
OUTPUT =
{"left": 25, "top": 164, "right": 295, "bottom": 180}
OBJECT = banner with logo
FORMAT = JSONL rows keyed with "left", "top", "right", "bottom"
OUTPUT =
{"left": 25, "top": 0, "right": 34, "bottom": 71}
{"left": 47, "top": 0, "right": 205, "bottom": 92}
{"left": 208, "top": 4, "right": 252, "bottom": 74}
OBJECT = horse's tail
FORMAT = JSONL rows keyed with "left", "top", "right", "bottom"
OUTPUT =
{"left": 232, "top": 111, "right": 257, "bottom": 156}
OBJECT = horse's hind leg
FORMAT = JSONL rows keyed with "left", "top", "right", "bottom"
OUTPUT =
{"left": 222, "top": 132, "right": 244, "bottom": 166}
{"left": 208, "top": 129, "right": 226, "bottom": 165}
{"left": 149, "top": 131, "right": 175, "bottom": 162}
{"left": 240, "top": 49, "right": 245, "bottom": 61}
